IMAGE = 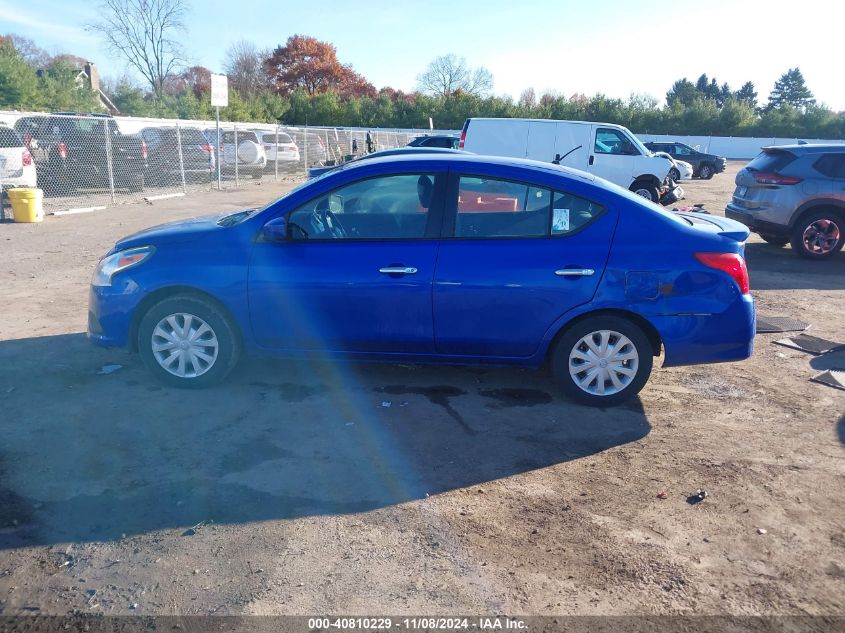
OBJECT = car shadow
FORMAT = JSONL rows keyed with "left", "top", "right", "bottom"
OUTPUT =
{"left": 838, "top": 414, "right": 845, "bottom": 446}
{"left": 745, "top": 242, "right": 845, "bottom": 291}
{"left": 0, "top": 333, "right": 651, "bottom": 549}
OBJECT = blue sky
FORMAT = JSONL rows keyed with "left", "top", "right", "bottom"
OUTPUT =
{"left": 2, "top": 0, "right": 843, "bottom": 109}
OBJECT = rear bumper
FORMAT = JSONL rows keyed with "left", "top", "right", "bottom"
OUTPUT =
{"left": 655, "top": 294, "right": 755, "bottom": 367}
{"left": 725, "top": 205, "right": 789, "bottom": 237}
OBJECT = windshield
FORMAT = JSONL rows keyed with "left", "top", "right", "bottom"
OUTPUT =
{"left": 257, "top": 169, "right": 336, "bottom": 212}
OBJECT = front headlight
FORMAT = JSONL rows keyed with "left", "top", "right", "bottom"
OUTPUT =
{"left": 92, "top": 246, "right": 155, "bottom": 287}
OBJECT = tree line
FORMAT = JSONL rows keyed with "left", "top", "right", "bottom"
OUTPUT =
{"left": 1, "top": 0, "right": 843, "bottom": 139}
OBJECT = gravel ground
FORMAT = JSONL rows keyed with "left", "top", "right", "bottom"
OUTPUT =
{"left": 0, "top": 163, "right": 843, "bottom": 621}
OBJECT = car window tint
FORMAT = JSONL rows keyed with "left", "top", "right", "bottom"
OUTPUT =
{"left": 0, "top": 127, "right": 22, "bottom": 148}
{"left": 747, "top": 149, "right": 797, "bottom": 172}
{"left": 288, "top": 173, "right": 435, "bottom": 240}
{"left": 594, "top": 128, "right": 638, "bottom": 155}
{"left": 455, "top": 176, "right": 550, "bottom": 238}
{"left": 673, "top": 144, "right": 692, "bottom": 155}
{"left": 552, "top": 191, "right": 606, "bottom": 235}
{"left": 813, "top": 154, "right": 845, "bottom": 179}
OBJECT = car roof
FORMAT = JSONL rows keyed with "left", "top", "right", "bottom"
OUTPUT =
{"left": 764, "top": 144, "right": 845, "bottom": 154}
{"left": 338, "top": 152, "right": 596, "bottom": 183}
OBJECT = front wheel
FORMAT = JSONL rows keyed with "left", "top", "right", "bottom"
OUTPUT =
{"left": 789, "top": 210, "right": 844, "bottom": 259}
{"left": 138, "top": 295, "right": 241, "bottom": 388}
{"left": 669, "top": 167, "right": 681, "bottom": 182}
{"left": 552, "top": 316, "right": 653, "bottom": 407}
{"left": 698, "top": 164, "right": 714, "bottom": 179}
{"left": 630, "top": 181, "right": 659, "bottom": 203}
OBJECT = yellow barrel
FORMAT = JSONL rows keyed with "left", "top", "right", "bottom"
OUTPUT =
{"left": 7, "top": 188, "right": 44, "bottom": 223}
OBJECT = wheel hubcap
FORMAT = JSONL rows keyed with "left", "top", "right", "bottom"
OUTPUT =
{"left": 802, "top": 219, "right": 841, "bottom": 255}
{"left": 569, "top": 330, "right": 639, "bottom": 396}
{"left": 151, "top": 313, "right": 219, "bottom": 378}
{"left": 634, "top": 188, "right": 652, "bottom": 200}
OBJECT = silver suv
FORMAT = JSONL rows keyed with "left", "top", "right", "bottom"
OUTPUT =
{"left": 726, "top": 145, "right": 845, "bottom": 259}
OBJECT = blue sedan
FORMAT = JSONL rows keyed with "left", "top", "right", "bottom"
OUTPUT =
{"left": 88, "top": 154, "right": 754, "bottom": 406}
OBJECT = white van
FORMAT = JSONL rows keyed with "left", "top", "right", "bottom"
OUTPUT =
{"left": 459, "top": 118, "right": 676, "bottom": 203}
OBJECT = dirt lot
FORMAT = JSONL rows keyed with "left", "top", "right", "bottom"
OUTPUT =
{"left": 0, "top": 163, "right": 843, "bottom": 620}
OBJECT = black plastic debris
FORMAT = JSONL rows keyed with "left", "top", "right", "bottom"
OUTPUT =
{"left": 687, "top": 489, "right": 707, "bottom": 505}
{"left": 811, "top": 369, "right": 845, "bottom": 391}
{"left": 774, "top": 334, "right": 845, "bottom": 356}
{"left": 756, "top": 315, "right": 809, "bottom": 334}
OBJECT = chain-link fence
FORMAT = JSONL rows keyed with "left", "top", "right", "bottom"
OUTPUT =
{"left": 0, "top": 111, "right": 452, "bottom": 216}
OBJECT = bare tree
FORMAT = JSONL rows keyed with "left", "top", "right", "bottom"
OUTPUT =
{"left": 87, "top": 0, "right": 186, "bottom": 100}
{"left": 5, "top": 34, "right": 52, "bottom": 68}
{"left": 224, "top": 39, "right": 270, "bottom": 98}
{"left": 417, "top": 54, "right": 493, "bottom": 97}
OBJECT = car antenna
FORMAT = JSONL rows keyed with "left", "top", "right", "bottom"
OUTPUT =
{"left": 552, "top": 145, "right": 583, "bottom": 165}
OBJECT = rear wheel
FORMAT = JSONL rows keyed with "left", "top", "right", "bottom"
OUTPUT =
{"left": 759, "top": 234, "right": 789, "bottom": 247}
{"left": 630, "top": 181, "right": 659, "bottom": 203}
{"left": 790, "top": 210, "right": 844, "bottom": 259}
{"left": 552, "top": 316, "right": 653, "bottom": 407}
{"left": 138, "top": 295, "right": 241, "bottom": 388}
{"left": 698, "top": 163, "right": 714, "bottom": 179}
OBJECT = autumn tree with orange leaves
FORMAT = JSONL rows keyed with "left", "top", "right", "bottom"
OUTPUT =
{"left": 265, "top": 35, "right": 376, "bottom": 99}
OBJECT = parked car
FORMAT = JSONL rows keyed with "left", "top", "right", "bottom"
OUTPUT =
{"left": 0, "top": 125, "right": 37, "bottom": 191}
{"left": 644, "top": 141, "right": 726, "bottom": 179}
{"left": 88, "top": 153, "right": 754, "bottom": 406}
{"left": 140, "top": 127, "right": 215, "bottom": 185}
{"left": 408, "top": 134, "right": 460, "bottom": 149}
{"left": 460, "top": 118, "right": 678, "bottom": 204}
{"left": 252, "top": 129, "right": 299, "bottom": 166}
{"left": 652, "top": 151, "right": 693, "bottom": 182}
{"left": 726, "top": 144, "right": 845, "bottom": 259}
{"left": 13, "top": 113, "right": 146, "bottom": 195}
{"left": 204, "top": 129, "right": 266, "bottom": 179}
{"left": 307, "top": 147, "right": 465, "bottom": 178}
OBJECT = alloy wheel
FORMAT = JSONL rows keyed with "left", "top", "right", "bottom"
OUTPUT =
{"left": 802, "top": 218, "right": 841, "bottom": 256}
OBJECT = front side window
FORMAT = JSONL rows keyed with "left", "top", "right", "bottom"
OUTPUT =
{"left": 287, "top": 173, "right": 437, "bottom": 240}
{"left": 594, "top": 128, "right": 639, "bottom": 155}
{"left": 673, "top": 143, "right": 693, "bottom": 156}
{"left": 453, "top": 175, "right": 605, "bottom": 238}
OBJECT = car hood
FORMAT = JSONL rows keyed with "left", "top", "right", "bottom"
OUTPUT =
{"left": 113, "top": 212, "right": 237, "bottom": 250}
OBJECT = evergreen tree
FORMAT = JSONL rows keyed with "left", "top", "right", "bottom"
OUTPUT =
{"left": 767, "top": 68, "right": 815, "bottom": 111}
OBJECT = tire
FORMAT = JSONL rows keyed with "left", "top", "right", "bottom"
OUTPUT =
{"left": 552, "top": 316, "right": 653, "bottom": 407}
{"left": 669, "top": 167, "right": 680, "bottom": 182}
{"left": 236, "top": 140, "right": 261, "bottom": 164}
{"left": 759, "top": 234, "right": 789, "bottom": 247}
{"left": 698, "top": 163, "right": 714, "bottom": 179}
{"left": 789, "top": 210, "right": 844, "bottom": 260}
{"left": 137, "top": 295, "right": 241, "bottom": 388}
{"left": 630, "top": 181, "right": 659, "bottom": 203}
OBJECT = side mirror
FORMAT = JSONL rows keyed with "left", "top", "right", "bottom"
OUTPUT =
{"left": 261, "top": 217, "right": 288, "bottom": 243}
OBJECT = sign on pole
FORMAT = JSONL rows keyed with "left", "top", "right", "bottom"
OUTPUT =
{"left": 210, "top": 74, "right": 228, "bottom": 108}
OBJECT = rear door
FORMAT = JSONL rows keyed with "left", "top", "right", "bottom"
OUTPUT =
{"left": 249, "top": 171, "right": 446, "bottom": 352}
{"left": 432, "top": 171, "right": 619, "bottom": 357}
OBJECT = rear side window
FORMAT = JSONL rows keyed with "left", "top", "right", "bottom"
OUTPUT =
{"left": 0, "top": 127, "right": 23, "bottom": 148}
{"left": 453, "top": 175, "right": 605, "bottom": 238}
{"left": 746, "top": 149, "right": 797, "bottom": 173}
{"left": 813, "top": 154, "right": 845, "bottom": 179}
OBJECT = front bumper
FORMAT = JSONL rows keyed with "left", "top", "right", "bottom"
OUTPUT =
{"left": 87, "top": 280, "right": 144, "bottom": 349}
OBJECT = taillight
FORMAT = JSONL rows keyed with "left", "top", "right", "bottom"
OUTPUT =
{"left": 23, "top": 133, "right": 32, "bottom": 146}
{"left": 140, "top": 141, "right": 148, "bottom": 161}
{"left": 22, "top": 149, "right": 32, "bottom": 166}
{"left": 200, "top": 143, "right": 213, "bottom": 154}
{"left": 57, "top": 142, "right": 68, "bottom": 159}
{"left": 458, "top": 128, "right": 466, "bottom": 149}
{"left": 695, "top": 252, "right": 750, "bottom": 294}
{"left": 750, "top": 171, "right": 802, "bottom": 185}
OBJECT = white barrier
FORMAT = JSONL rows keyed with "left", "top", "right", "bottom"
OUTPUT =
{"left": 636, "top": 134, "right": 845, "bottom": 160}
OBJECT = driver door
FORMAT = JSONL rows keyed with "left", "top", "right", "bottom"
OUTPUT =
{"left": 248, "top": 171, "right": 446, "bottom": 353}
{"left": 590, "top": 126, "right": 638, "bottom": 187}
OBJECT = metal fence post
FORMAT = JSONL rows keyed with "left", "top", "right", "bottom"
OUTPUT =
{"left": 234, "top": 124, "right": 239, "bottom": 187}
{"left": 303, "top": 125, "right": 308, "bottom": 179}
{"left": 176, "top": 120, "right": 187, "bottom": 193}
{"left": 102, "top": 115, "right": 116, "bottom": 203}
{"left": 274, "top": 124, "right": 279, "bottom": 181}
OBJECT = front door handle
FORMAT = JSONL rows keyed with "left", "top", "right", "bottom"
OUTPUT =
{"left": 555, "top": 268, "right": 595, "bottom": 277}
{"left": 379, "top": 266, "right": 417, "bottom": 275}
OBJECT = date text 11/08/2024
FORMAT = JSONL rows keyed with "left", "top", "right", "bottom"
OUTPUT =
{"left": 307, "top": 617, "right": 528, "bottom": 630}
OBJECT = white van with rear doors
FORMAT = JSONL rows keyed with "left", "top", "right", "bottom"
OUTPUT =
{"left": 458, "top": 118, "right": 678, "bottom": 204}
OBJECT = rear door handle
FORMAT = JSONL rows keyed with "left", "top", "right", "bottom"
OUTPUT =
{"left": 555, "top": 269, "right": 595, "bottom": 277}
{"left": 379, "top": 267, "right": 417, "bottom": 275}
